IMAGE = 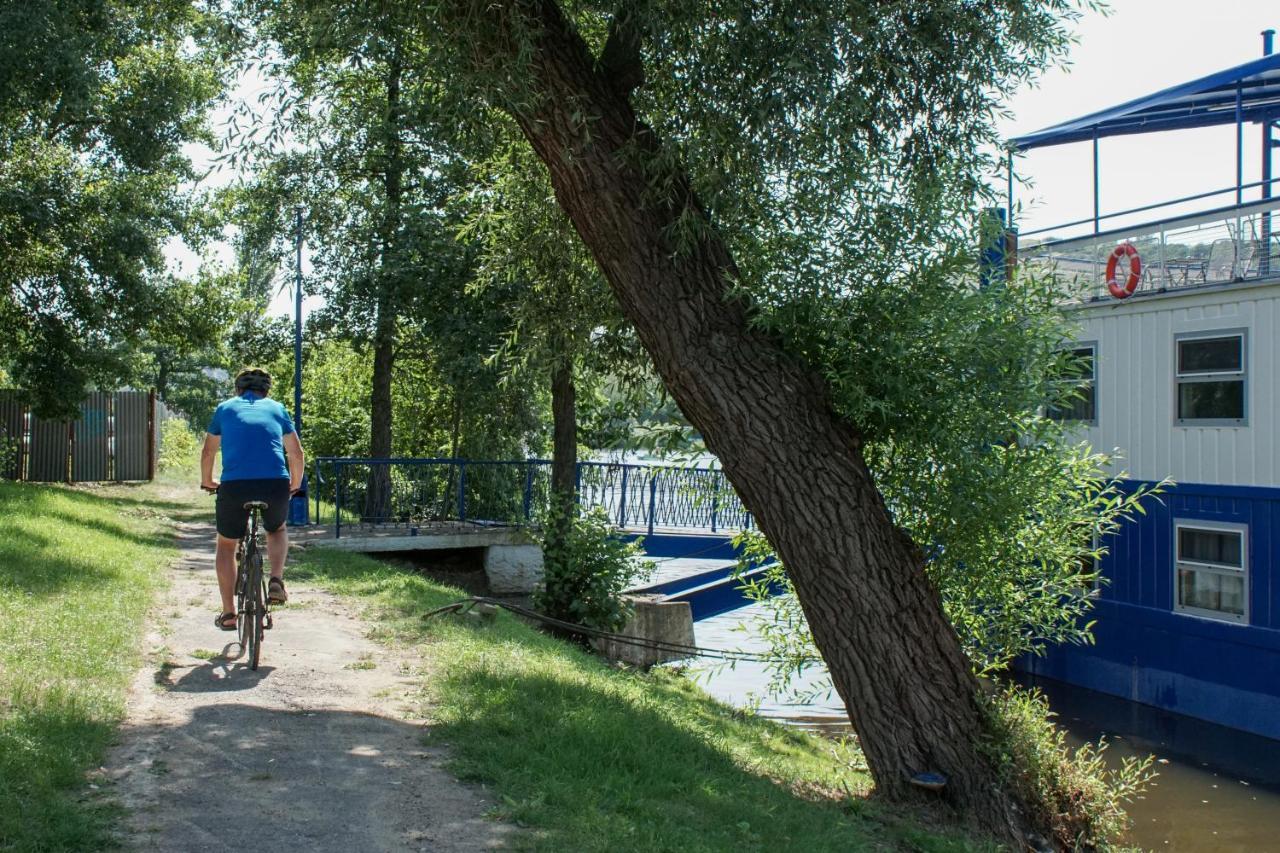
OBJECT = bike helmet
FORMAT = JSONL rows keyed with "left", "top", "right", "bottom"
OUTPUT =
{"left": 234, "top": 367, "right": 272, "bottom": 395}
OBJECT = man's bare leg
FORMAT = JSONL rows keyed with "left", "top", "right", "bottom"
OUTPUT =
{"left": 266, "top": 525, "right": 288, "bottom": 580}
{"left": 215, "top": 534, "right": 238, "bottom": 614}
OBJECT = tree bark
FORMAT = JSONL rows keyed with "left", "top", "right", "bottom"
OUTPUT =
{"left": 452, "top": 1, "right": 1036, "bottom": 844}
{"left": 364, "top": 52, "right": 404, "bottom": 523}
{"left": 549, "top": 356, "right": 576, "bottom": 516}
{"left": 543, "top": 356, "right": 577, "bottom": 602}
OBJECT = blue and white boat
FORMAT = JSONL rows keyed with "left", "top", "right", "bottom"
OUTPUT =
{"left": 1009, "top": 31, "right": 1280, "bottom": 741}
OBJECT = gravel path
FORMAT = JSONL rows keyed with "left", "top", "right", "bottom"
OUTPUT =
{"left": 106, "top": 519, "right": 512, "bottom": 852}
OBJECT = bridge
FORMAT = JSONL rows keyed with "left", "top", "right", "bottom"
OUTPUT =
{"left": 308, "top": 457, "right": 773, "bottom": 619}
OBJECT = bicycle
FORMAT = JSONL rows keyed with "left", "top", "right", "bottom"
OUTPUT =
{"left": 234, "top": 500, "right": 273, "bottom": 670}
{"left": 204, "top": 488, "right": 274, "bottom": 670}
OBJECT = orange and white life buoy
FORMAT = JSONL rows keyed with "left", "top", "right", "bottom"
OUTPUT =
{"left": 1106, "top": 242, "right": 1141, "bottom": 299}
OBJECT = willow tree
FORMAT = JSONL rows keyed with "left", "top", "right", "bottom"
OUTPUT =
{"left": 417, "top": 1, "right": 1096, "bottom": 845}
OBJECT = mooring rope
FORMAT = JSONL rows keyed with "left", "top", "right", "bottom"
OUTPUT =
{"left": 422, "top": 596, "right": 820, "bottom": 664}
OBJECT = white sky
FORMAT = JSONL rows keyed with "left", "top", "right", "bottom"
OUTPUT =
{"left": 1000, "top": 0, "right": 1278, "bottom": 237}
{"left": 169, "top": 2, "right": 1278, "bottom": 316}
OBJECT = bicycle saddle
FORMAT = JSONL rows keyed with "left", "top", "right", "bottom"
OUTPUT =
{"left": 243, "top": 500, "right": 270, "bottom": 510}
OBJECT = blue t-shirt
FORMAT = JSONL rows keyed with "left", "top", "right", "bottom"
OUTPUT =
{"left": 207, "top": 392, "right": 295, "bottom": 481}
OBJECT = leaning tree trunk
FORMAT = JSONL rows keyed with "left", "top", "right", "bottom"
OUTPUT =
{"left": 448, "top": 1, "right": 1036, "bottom": 844}
{"left": 364, "top": 53, "right": 404, "bottom": 524}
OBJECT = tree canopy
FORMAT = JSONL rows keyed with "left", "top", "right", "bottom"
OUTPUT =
{"left": 0, "top": 0, "right": 224, "bottom": 416}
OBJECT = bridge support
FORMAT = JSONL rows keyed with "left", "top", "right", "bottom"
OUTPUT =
{"left": 594, "top": 594, "right": 695, "bottom": 669}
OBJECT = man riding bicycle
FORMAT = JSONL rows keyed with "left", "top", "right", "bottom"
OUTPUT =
{"left": 200, "top": 368, "right": 306, "bottom": 631}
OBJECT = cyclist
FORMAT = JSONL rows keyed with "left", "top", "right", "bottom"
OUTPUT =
{"left": 200, "top": 368, "right": 305, "bottom": 631}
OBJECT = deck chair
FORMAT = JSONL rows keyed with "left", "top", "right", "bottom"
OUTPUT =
{"left": 1203, "top": 237, "right": 1237, "bottom": 283}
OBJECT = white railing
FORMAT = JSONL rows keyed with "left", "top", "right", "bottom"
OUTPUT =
{"left": 1022, "top": 196, "right": 1280, "bottom": 302}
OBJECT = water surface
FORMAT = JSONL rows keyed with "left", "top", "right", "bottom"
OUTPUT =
{"left": 688, "top": 605, "right": 1280, "bottom": 852}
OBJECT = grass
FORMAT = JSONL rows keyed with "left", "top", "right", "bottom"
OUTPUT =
{"left": 0, "top": 475, "right": 200, "bottom": 852}
{"left": 290, "top": 548, "right": 988, "bottom": 852}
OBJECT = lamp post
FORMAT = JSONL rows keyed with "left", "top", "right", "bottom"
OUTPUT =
{"left": 289, "top": 205, "right": 309, "bottom": 525}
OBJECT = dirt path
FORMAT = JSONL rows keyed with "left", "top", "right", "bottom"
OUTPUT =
{"left": 106, "top": 518, "right": 512, "bottom": 852}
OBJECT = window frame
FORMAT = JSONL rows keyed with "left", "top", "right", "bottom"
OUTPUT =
{"left": 1173, "top": 519, "right": 1249, "bottom": 624}
{"left": 1174, "top": 329, "right": 1247, "bottom": 427}
{"left": 1048, "top": 340, "right": 1098, "bottom": 426}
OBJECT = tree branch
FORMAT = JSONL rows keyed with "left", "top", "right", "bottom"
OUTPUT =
{"left": 596, "top": 1, "right": 645, "bottom": 96}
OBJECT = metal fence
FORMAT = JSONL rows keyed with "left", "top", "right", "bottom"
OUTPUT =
{"left": 312, "top": 457, "right": 754, "bottom": 538}
{"left": 1022, "top": 195, "right": 1280, "bottom": 302}
{"left": 0, "top": 390, "right": 158, "bottom": 482}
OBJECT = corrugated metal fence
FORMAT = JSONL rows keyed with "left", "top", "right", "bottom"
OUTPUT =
{"left": 0, "top": 390, "right": 158, "bottom": 482}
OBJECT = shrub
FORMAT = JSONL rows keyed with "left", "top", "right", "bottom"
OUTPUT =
{"left": 980, "top": 684, "right": 1154, "bottom": 851}
{"left": 158, "top": 418, "right": 200, "bottom": 473}
{"left": 535, "top": 506, "right": 653, "bottom": 633}
{"left": 0, "top": 430, "right": 18, "bottom": 480}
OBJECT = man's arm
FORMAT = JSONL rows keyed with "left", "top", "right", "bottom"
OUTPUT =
{"left": 284, "top": 432, "right": 305, "bottom": 493}
{"left": 200, "top": 433, "right": 220, "bottom": 490}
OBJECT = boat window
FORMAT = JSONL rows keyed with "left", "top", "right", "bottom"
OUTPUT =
{"left": 1174, "top": 521, "right": 1247, "bottom": 623}
{"left": 1175, "top": 332, "right": 1246, "bottom": 425}
{"left": 1048, "top": 343, "right": 1096, "bottom": 424}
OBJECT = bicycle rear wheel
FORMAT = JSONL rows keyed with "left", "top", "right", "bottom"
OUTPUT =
{"left": 244, "top": 548, "right": 263, "bottom": 670}
{"left": 236, "top": 548, "right": 252, "bottom": 653}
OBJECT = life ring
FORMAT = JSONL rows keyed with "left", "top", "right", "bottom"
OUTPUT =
{"left": 1106, "top": 242, "right": 1141, "bottom": 299}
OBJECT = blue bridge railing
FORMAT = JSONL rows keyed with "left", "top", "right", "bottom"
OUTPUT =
{"left": 311, "top": 457, "right": 753, "bottom": 538}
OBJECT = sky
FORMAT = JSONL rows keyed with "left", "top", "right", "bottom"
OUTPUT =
{"left": 999, "top": 0, "right": 1278, "bottom": 237}
{"left": 175, "top": 1, "right": 1279, "bottom": 318}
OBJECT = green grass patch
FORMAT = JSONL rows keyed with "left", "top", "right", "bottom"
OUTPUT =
{"left": 0, "top": 478, "right": 200, "bottom": 851}
{"left": 291, "top": 548, "right": 986, "bottom": 852}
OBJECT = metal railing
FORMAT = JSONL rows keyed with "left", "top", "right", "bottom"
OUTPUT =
{"left": 311, "top": 457, "right": 753, "bottom": 538}
{"left": 1022, "top": 195, "right": 1280, "bottom": 302}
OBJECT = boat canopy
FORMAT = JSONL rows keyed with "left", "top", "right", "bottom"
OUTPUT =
{"left": 1010, "top": 52, "right": 1280, "bottom": 151}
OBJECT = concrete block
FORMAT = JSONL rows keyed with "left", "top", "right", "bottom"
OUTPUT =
{"left": 595, "top": 595, "right": 695, "bottom": 669}
{"left": 483, "top": 544, "right": 544, "bottom": 594}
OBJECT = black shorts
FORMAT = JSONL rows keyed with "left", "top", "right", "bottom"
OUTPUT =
{"left": 215, "top": 479, "right": 291, "bottom": 539}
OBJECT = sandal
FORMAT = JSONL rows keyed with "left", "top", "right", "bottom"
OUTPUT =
{"left": 268, "top": 577, "right": 288, "bottom": 604}
{"left": 215, "top": 611, "right": 237, "bottom": 631}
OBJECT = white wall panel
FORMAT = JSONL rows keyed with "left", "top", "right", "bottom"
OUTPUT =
{"left": 1070, "top": 282, "right": 1280, "bottom": 488}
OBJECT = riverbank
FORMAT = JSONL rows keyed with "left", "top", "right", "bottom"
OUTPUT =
{"left": 0, "top": 477, "right": 988, "bottom": 851}
{"left": 0, "top": 478, "right": 197, "bottom": 850}
{"left": 290, "top": 546, "right": 988, "bottom": 852}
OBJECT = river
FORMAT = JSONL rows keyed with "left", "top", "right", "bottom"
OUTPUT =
{"left": 687, "top": 605, "right": 1280, "bottom": 852}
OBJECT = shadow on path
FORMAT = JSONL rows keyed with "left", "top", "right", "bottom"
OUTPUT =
{"left": 110, "top": 703, "right": 509, "bottom": 853}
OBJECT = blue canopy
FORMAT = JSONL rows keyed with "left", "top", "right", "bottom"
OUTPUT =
{"left": 1010, "top": 52, "right": 1280, "bottom": 151}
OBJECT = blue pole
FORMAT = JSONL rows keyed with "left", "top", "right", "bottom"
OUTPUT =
{"left": 335, "top": 463, "right": 343, "bottom": 540}
{"left": 289, "top": 206, "right": 309, "bottom": 525}
{"left": 1006, "top": 149, "right": 1014, "bottom": 229}
{"left": 1263, "top": 30, "right": 1275, "bottom": 277}
{"left": 618, "top": 466, "right": 629, "bottom": 527}
{"left": 522, "top": 464, "right": 533, "bottom": 521}
{"left": 1236, "top": 82, "right": 1244, "bottom": 206}
{"left": 457, "top": 462, "right": 467, "bottom": 521}
{"left": 1092, "top": 128, "right": 1100, "bottom": 235}
{"left": 647, "top": 474, "right": 657, "bottom": 537}
{"left": 293, "top": 206, "right": 303, "bottom": 436}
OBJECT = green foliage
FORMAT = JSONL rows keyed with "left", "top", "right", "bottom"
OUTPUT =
{"left": 535, "top": 507, "right": 653, "bottom": 632}
{"left": 0, "top": 0, "right": 225, "bottom": 417}
{"left": 158, "top": 419, "right": 201, "bottom": 473}
{"left": 276, "top": 338, "right": 370, "bottom": 460}
{"left": 980, "top": 685, "right": 1154, "bottom": 851}
{"left": 0, "top": 430, "right": 18, "bottom": 480}
{"left": 733, "top": 270, "right": 1166, "bottom": 688}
